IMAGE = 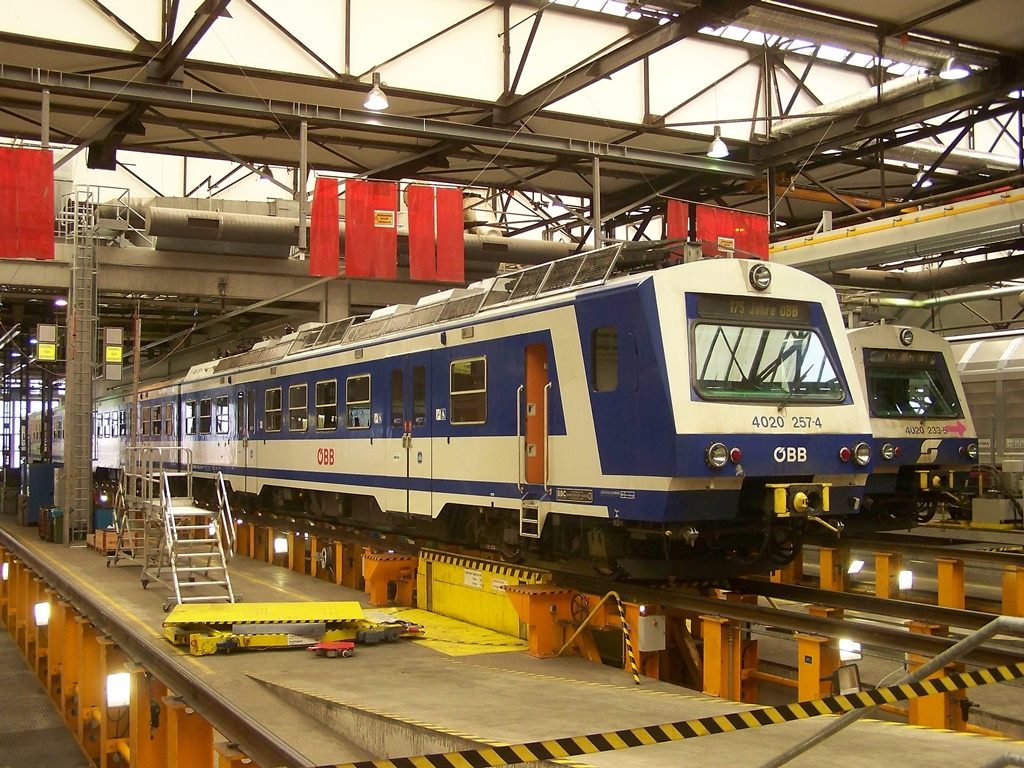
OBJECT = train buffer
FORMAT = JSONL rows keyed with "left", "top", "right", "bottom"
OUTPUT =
{"left": 161, "top": 601, "right": 423, "bottom": 656}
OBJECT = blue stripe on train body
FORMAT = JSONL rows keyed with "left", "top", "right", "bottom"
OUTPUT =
{"left": 113, "top": 258, "right": 876, "bottom": 527}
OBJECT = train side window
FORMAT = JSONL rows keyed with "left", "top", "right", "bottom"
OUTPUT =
{"left": 215, "top": 395, "right": 230, "bottom": 434}
{"left": 153, "top": 405, "right": 162, "bottom": 436}
{"left": 265, "top": 388, "right": 283, "bottom": 432}
{"left": 247, "top": 390, "right": 256, "bottom": 435}
{"left": 289, "top": 384, "right": 308, "bottom": 432}
{"left": 184, "top": 400, "right": 197, "bottom": 435}
{"left": 315, "top": 380, "right": 337, "bottom": 431}
{"left": 141, "top": 406, "right": 150, "bottom": 436}
{"left": 346, "top": 375, "right": 370, "bottom": 429}
{"left": 165, "top": 404, "right": 174, "bottom": 436}
{"left": 199, "top": 398, "right": 213, "bottom": 435}
{"left": 450, "top": 357, "right": 486, "bottom": 424}
{"left": 591, "top": 326, "right": 618, "bottom": 392}
{"left": 413, "top": 365, "right": 426, "bottom": 427}
{"left": 390, "top": 369, "right": 403, "bottom": 428}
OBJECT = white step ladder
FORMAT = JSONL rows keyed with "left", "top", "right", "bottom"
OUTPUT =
{"left": 128, "top": 447, "right": 236, "bottom": 610}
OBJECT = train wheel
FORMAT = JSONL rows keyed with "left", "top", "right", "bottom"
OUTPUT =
{"left": 916, "top": 500, "right": 938, "bottom": 524}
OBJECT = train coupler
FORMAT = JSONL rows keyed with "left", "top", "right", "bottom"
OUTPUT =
{"left": 765, "top": 483, "right": 831, "bottom": 517}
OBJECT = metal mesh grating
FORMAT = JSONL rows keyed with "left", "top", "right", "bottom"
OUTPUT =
{"left": 539, "top": 254, "right": 584, "bottom": 293}
{"left": 506, "top": 264, "right": 550, "bottom": 302}
{"left": 344, "top": 316, "right": 391, "bottom": 343}
{"left": 439, "top": 293, "right": 487, "bottom": 321}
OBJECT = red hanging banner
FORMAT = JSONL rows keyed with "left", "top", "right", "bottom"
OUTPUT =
{"left": 664, "top": 198, "right": 689, "bottom": 259}
{"left": 344, "top": 179, "right": 398, "bottom": 279}
{"left": 695, "top": 205, "right": 769, "bottom": 260}
{"left": 0, "top": 147, "right": 54, "bottom": 260}
{"left": 308, "top": 177, "right": 340, "bottom": 278}
{"left": 406, "top": 184, "right": 436, "bottom": 281}
{"left": 435, "top": 187, "right": 465, "bottom": 283}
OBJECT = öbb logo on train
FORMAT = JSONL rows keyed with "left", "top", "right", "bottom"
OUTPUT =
{"left": 773, "top": 446, "right": 807, "bottom": 463}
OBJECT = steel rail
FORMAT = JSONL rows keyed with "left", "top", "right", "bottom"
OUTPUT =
{"left": 0, "top": 527, "right": 305, "bottom": 768}
{"left": 730, "top": 577, "right": 998, "bottom": 631}
{"left": 813, "top": 533, "right": 1024, "bottom": 568}
{"left": 554, "top": 573, "right": 1024, "bottom": 668}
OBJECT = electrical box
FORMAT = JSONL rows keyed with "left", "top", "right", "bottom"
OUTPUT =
{"left": 637, "top": 614, "right": 666, "bottom": 653}
{"left": 972, "top": 498, "right": 1015, "bottom": 525}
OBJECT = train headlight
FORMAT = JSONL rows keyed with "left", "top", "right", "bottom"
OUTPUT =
{"left": 705, "top": 442, "right": 728, "bottom": 469}
{"left": 961, "top": 443, "right": 978, "bottom": 460}
{"left": 899, "top": 328, "right": 914, "bottom": 347}
{"left": 880, "top": 443, "right": 896, "bottom": 461}
{"left": 749, "top": 263, "right": 772, "bottom": 291}
{"left": 852, "top": 441, "right": 871, "bottom": 466}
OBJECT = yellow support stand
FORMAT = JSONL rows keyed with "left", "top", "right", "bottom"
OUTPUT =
{"left": 771, "top": 550, "right": 803, "bottom": 585}
{"left": 1003, "top": 566, "right": 1024, "bottom": 617}
{"left": 130, "top": 666, "right": 169, "bottom": 768}
{"left": 818, "top": 547, "right": 848, "bottom": 592}
{"left": 937, "top": 558, "right": 965, "bottom": 610}
{"left": 795, "top": 633, "right": 839, "bottom": 702}
{"left": 165, "top": 696, "right": 214, "bottom": 768}
{"left": 874, "top": 551, "right": 902, "bottom": 599}
{"left": 362, "top": 552, "right": 416, "bottom": 606}
{"left": 701, "top": 615, "right": 742, "bottom": 701}
{"left": 505, "top": 584, "right": 575, "bottom": 658}
{"left": 907, "top": 621, "right": 965, "bottom": 731}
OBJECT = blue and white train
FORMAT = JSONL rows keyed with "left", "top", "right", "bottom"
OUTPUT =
{"left": 41, "top": 246, "right": 883, "bottom": 578}
{"left": 847, "top": 324, "right": 978, "bottom": 524}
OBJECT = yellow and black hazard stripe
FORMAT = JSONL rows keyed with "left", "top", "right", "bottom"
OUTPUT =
{"left": 614, "top": 597, "right": 640, "bottom": 686}
{"left": 419, "top": 549, "right": 551, "bottom": 584}
{"left": 317, "top": 661, "right": 1024, "bottom": 768}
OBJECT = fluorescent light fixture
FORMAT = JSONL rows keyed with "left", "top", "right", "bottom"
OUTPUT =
{"left": 33, "top": 601, "right": 50, "bottom": 627}
{"left": 273, "top": 537, "right": 288, "bottom": 554}
{"left": 939, "top": 55, "right": 970, "bottom": 80}
{"left": 363, "top": 72, "right": 390, "bottom": 111}
{"left": 106, "top": 672, "right": 131, "bottom": 708}
{"left": 707, "top": 125, "right": 729, "bottom": 159}
{"left": 256, "top": 164, "right": 274, "bottom": 184}
{"left": 848, "top": 559, "right": 865, "bottom": 575}
{"left": 838, "top": 638, "right": 862, "bottom": 662}
{"left": 1, "top": 561, "right": 8, "bottom": 580}
{"left": 28, "top": 337, "right": 37, "bottom": 345}
{"left": 915, "top": 166, "right": 933, "bottom": 188}
{"left": 54, "top": 298, "right": 68, "bottom": 307}
{"left": 898, "top": 569, "right": 914, "bottom": 590}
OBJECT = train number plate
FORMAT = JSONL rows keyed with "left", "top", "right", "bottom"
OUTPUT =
{"left": 555, "top": 488, "right": 594, "bottom": 504}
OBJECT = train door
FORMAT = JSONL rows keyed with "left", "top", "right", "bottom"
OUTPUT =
{"left": 524, "top": 343, "right": 549, "bottom": 487}
{"left": 384, "top": 357, "right": 432, "bottom": 515}
{"left": 236, "top": 386, "right": 258, "bottom": 494}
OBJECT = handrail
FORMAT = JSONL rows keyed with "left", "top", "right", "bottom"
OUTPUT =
{"left": 216, "top": 472, "right": 235, "bottom": 559}
{"left": 557, "top": 590, "right": 640, "bottom": 685}
{"left": 543, "top": 382, "right": 552, "bottom": 493}
{"left": 160, "top": 472, "right": 176, "bottom": 545}
{"left": 516, "top": 385, "right": 524, "bottom": 491}
{"left": 759, "top": 615, "right": 1024, "bottom": 768}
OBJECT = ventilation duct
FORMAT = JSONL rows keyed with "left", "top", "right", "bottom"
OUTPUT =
{"left": 142, "top": 205, "right": 581, "bottom": 272}
{"left": 825, "top": 253, "right": 1024, "bottom": 291}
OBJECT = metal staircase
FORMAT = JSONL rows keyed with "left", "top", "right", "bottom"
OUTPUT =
{"left": 125, "top": 447, "right": 236, "bottom": 609}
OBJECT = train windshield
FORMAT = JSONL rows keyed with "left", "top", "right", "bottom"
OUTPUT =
{"left": 693, "top": 324, "right": 845, "bottom": 402}
{"left": 864, "top": 349, "right": 962, "bottom": 419}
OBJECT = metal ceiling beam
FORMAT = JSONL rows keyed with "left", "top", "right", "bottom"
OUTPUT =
{"left": 754, "top": 61, "right": 1024, "bottom": 168}
{"left": 0, "top": 63, "right": 756, "bottom": 177}
{"left": 494, "top": 0, "right": 756, "bottom": 125}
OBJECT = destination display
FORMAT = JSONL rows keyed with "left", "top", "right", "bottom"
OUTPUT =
{"left": 866, "top": 349, "right": 939, "bottom": 367}
{"left": 697, "top": 294, "right": 811, "bottom": 324}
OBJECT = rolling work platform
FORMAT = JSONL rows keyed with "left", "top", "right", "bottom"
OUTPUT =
{"left": 120, "top": 447, "right": 236, "bottom": 609}
{"left": 3, "top": 516, "right": 1024, "bottom": 768}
